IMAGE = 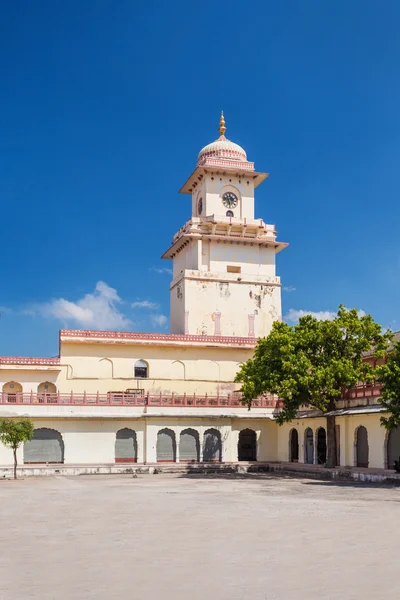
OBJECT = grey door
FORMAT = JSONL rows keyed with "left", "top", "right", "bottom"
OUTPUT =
{"left": 387, "top": 427, "right": 400, "bottom": 469}
{"left": 304, "top": 428, "right": 314, "bottom": 464}
{"left": 203, "top": 429, "right": 221, "bottom": 462}
{"left": 24, "top": 428, "right": 64, "bottom": 464}
{"left": 356, "top": 426, "right": 369, "bottom": 467}
{"left": 157, "top": 429, "right": 176, "bottom": 462}
{"left": 238, "top": 429, "right": 257, "bottom": 461}
{"left": 179, "top": 429, "right": 199, "bottom": 462}
{"left": 115, "top": 428, "right": 137, "bottom": 463}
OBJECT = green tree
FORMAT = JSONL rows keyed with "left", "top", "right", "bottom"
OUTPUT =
{"left": 235, "top": 305, "right": 391, "bottom": 467}
{"left": 0, "top": 419, "right": 34, "bottom": 479}
{"left": 377, "top": 341, "right": 400, "bottom": 430}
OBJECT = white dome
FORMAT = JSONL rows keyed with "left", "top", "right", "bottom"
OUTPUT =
{"left": 197, "top": 135, "right": 247, "bottom": 164}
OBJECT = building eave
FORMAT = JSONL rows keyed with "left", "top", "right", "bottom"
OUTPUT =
{"left": 161, "top": 232, "right": 288, "bottom": 259}
{"left": 179, "top": 166, "right": 269, "bottom": 194}
{"left": 59, "top": 329, "right": 258, "bottom": 349}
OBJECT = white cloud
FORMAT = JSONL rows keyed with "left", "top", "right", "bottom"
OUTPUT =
{"left": 283, "top": 285, "right": 296, "bottom": 293}
{"left": 285, "top": 309, "right": 337, "bottom": 323}
{"left": 132, "top": 300, "right": 160, "bottom": 309}
{"left": 150, "top": 314, "right": 168, "bottom": 328}
{"left": 285, "top": 308, "right": 367, "bottom": 324}
{"left": 150, "top": 267, "right": 172, "bottom": 275}
{"left": 36, "top": 281, "right": 132, "bottom": 330}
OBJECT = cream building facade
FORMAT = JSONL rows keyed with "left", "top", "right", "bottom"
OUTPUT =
{"left": 0, "top": 115, "right": 399, "bottom": 472}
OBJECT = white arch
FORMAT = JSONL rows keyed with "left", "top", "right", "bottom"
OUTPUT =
{"left": 171, "top": 360, "right": 185, "bottom": 380}
{"left": 98, "top": 358, "right": 113, "bottom": 379}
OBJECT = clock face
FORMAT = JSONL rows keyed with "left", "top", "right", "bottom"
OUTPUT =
{"left": 198, "top": 197, "right": 203, "bottom": 215}
{"left": 222, "top": 192, "right": 238, "bottom": 208}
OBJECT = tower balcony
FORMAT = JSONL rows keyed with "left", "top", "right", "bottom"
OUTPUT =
{"left": 163, "top": 217, "right": 288, "bottom": 260}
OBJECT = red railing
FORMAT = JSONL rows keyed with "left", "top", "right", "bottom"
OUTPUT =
{"left": 0, "top": 392, "right": 279, "bottom": 408}
{"left": 343, "top": 382, "right": 382, "bottom": 400}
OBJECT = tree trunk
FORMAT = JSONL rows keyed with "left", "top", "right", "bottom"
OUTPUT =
{"left": 326, "top": 413, "right": 337, "bottom": 468}
{"left": 13, "top": 448, "right": 17, "bottom": 480}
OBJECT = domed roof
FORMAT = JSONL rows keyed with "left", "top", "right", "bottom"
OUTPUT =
{"left": 197, "top": 113, "right": 247, "bottom": 165}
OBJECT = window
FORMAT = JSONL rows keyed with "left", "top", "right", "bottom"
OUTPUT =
{"left": 226, "top": 210, "right": 234, "bottom": 217}
{"left": 227, "top": 265, "right": 241, "bottom": 273}
{"left": 134, "top": 360, "right": 148, "bottom": 379}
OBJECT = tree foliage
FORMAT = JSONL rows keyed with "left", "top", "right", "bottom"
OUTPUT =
{"left": 235, "top": 305, "right": 391, "bottom": 467}
{"left": 0, "top": 419, "right": 34, "bottom": 479}
{"left": 377, "top": 341, "right": 400, "bottom": 430}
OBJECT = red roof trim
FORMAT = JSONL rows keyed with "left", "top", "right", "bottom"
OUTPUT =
{"left": 0, "top": 357, "right": 60, "bottom": 365}
{"left": 60, "top": 329, "right": 257, "bottom": 345}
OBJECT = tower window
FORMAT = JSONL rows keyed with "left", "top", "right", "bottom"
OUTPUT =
{"left": 226, "top": 210, "right": 234, "bottom": 217}
{"left": 227, "top": 265, "right": 241, "bottom": 274}
{"left": 134, "top": 360, "right": 148, "bottom": 379}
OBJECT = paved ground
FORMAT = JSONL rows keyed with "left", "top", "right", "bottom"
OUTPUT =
{"left": 0, "top": 473, "right": 398, "bottom": 600}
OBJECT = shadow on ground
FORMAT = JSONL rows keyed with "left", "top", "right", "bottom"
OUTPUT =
{"left": 178, "top": 471, "right": 400, "bottom": 488}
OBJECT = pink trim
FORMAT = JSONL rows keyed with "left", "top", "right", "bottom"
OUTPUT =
{"left": 214, "top": 312, "right": 221, "bottom": 336}
{"left": 0, "top": 357, "right": 60, "bottom": 365}
{"left": 60, "top": 329, "right": 257, "bottom": 346}
{"left": 0, "top": 391, "right": 280, "bottom": 408}
{"left": 184, "top": 311, "right": 189, "bottom": 335}
{"left": 248, "top": 314, "right": 255, "bottom": 338}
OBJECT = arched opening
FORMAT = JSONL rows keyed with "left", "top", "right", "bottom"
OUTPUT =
{"left": 171, "top": 360, "right": 185, "bottom": 380}
{"left": 355, "top": 426, "right": 369, "bottom": 468}
{"left": 37, "top": 382, "right": 57, "bottom": 394}
{"left": 203, "top": 428, "right": 222, "bottom": 462}
{"left": 289, "top": 428, "right": 299, "bottom": 462}
{"left": 316, "top": 428, "right": 327, "bottom": 465}
{"left": 179, "top": 429, "right": 200, "bottom": 462}
{"left": 24, "top": 428, "right": 64, "bottom": 464}
{"left": 2, "top": 382, "right": 22, "bottom": 403}
{"left": 387, "top": 427, "right": 400, "bottom": 470}
{"left": 238, "top": 429, "right": 257, "bottom": 461}
{"left": 115, "top": 428, "right": 137, "bottom": 463}
{"left": 134, "top": 360, "right": 148, "bottom": 379}
{"left": 304, "top": 428, "right": 314, "bottom": 464}
{"left": 98, "top": 358, "right": 113, "bottom": 379}
{"left": 156, "top": 428, "right": 176, "bottom": 462}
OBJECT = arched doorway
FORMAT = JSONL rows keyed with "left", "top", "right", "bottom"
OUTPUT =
{"left": 156, "top": 428, "right": 176, "bottom": 462}
{"left": 238, "top": 429, "right": 257, "bottom": 461}
{"left": 2, "top": 382, "right": 22, "bottom": 403}
{"left": 304, "top": 428, "right": 314, "bottom": 464}
{"left": 37, "top": 382, "right": 57, "bottom": 394}
{"left": 179, "top": 429, "right": 200, "bottom": 462}
{"left": 203, "top": 429, "right": 222, "bottom": 462}
{"left": 115, "top": 428, "right": 137, "bottom": 463}
{"left": 387, "top": 427, "right": 400, "bottom": 469}
{"left": 316, "top": 428, "right": 327, "bottom": 465}
{"left": 289, "top": 428, "right": 299, "bottom": 462}
{"left": 24, "top": 428, "right": 64, "bottom": 464}
{"left": 355, "top": 426, "right": 369, "bottom": 468}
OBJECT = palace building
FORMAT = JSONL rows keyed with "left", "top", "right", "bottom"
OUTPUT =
{"left": 0, "top": 115, "right": 399, "bottom": 473}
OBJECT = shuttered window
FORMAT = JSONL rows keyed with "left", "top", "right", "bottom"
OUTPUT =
{"left": 387, "top": 427, "right": 400, "bottom": 469}
{"left": 157, "top": 429, "right": 176, "bottom": 462}
{"left": 179, "top": 429, "right": 199, "bottom": 462}
{"left": 24, "top": 428, "right": 64, "bottom": 464}
{"left": 115, "top": 428, "right": 137, "bottom": 463}
{"left": 203, "top": 429, "right": 221, "bottom": 462}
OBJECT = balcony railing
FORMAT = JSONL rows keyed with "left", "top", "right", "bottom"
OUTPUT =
{"left": 343, "top": 382, "right": 382, "bottom": 400}
{"left": 0, "top": 392, "right": 279, "bottom": 409}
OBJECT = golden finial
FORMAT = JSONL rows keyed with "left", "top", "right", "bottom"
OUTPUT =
{"left": 219, "top": 111, "right": 226, "bottom": 136}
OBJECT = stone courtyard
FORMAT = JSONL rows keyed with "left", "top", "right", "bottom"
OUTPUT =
{"left": 0, "top": 473, "right": 397, "bottom": 599}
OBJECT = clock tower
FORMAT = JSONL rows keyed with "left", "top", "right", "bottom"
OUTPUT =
{"left": 162, "top": 113, "right": 288, "bottom": 338}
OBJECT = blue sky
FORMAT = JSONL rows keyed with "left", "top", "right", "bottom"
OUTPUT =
{"left": 1, "top": 0, "right": 400, "bottom": 356}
